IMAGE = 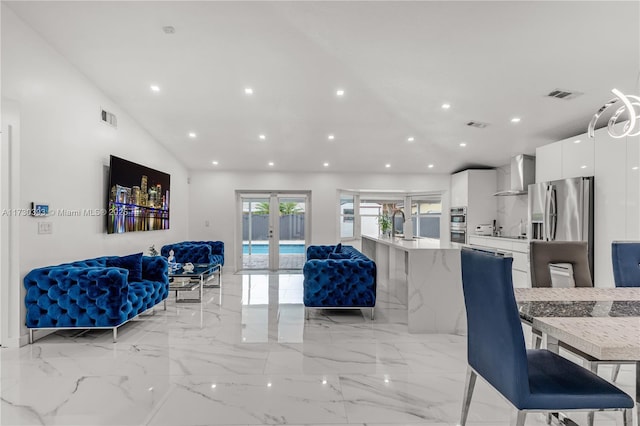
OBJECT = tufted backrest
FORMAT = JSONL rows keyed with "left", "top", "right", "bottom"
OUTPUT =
{"left": 161, "top": 243, "right": 212, "bottom": 264}
{"left": 306, "top": 245, "right": 336, "bottom": 260}
{"left": 529, "top": 241, "right": 592, "bottom": 288}
{"left": 461, "top": 248, "right": 530, "bottom": 407}
{"left": 183, "top": 241, "right": 224, "bottom": 265}
{"left": 612, "top": 241, "right": 640, "bottom": 288}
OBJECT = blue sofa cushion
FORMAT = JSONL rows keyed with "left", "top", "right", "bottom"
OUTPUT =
{"left": 328, "top": 252, "right": 351, "bottom": 260}
{"left": 106, "top": 252, "right": 143, "bottom": 282}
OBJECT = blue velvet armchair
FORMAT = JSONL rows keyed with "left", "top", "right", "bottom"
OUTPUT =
{"left": 161, "top": 240, "right": 224, "bottom": 286}
{"left": 303, "top": 244, "right": 376, "bottom": 319}
{"left": 24, "top": 253, "right": 168, "bottom": 343}
{"left": 459, "top": 248, "right": 633, "bottom": 426}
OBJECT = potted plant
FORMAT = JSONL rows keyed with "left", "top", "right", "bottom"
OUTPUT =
{"left": 378, "top": 215, "right": 392, "bottom": 237}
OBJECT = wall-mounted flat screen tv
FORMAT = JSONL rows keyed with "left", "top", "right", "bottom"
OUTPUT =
{"left": 107, "top": 155, "right": 170, "bottom": 234}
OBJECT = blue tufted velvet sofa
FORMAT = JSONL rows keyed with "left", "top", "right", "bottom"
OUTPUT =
{"left": 24, "top": 254, "right": 168, "bottom": 343}
{"left": 303, "top": 244, "right": 376, "bottom": 318}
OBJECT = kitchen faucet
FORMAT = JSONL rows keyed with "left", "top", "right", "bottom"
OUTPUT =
{"left": 391, "top": 208, "right": 405, "bottom": 238}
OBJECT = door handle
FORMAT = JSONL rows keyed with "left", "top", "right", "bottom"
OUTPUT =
{"left": 544, "top": 185, "right": 551, "bottom": 240}
{"left": 549, "top": 186, "right": 557, "bottom": 240}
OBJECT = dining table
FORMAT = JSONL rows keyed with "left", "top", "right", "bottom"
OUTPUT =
{"left": 514, "top": 287, "right": 640, "bottom": 423}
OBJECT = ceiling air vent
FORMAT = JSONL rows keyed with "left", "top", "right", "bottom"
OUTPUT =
{"left": 466, "top": 121, "right": 489, "bottom": 129}
{"left": 101, "top": 108, "right": 117, "bottom": 128}
{"left": 546, "top": 88, "right": 583, "bottom": 100}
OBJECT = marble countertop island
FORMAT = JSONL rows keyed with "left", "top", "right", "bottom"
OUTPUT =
{"left": 361, "top": 235, "right": 464, "bottom": 334}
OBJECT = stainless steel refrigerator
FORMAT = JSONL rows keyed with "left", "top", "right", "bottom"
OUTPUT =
{"left": 528, "top": 176, "right": 594, "bottom": 281}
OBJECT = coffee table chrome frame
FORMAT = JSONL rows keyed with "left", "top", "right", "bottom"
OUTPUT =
{"left": 202, "top": 263, "right": 222, "bottom": 288}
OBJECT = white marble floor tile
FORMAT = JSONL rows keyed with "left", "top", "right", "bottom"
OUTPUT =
{"left": 1, "top": 374, "right": 171, "bottom": 425}
{"left": 146, "top": 374, "right": 347, "bottom": 425}
{"left": 4, "top": 272, "right": 636, "bottom": 426}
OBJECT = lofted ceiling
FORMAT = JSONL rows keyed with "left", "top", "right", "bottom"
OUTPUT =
{"left": 6, "top": 1, "right": 640, "bottom": 174}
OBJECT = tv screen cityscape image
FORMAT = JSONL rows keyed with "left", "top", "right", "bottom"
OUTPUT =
{"left": 107, "top": 155, "right": 170, "bottom": 234}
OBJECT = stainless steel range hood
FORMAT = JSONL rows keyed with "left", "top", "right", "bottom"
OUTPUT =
{"left": 493, "top": 154, "right": 536, "bottom": 196}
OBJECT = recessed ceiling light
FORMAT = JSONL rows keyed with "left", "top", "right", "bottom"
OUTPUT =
{"left": 459, "top": 142, "right": 467, "bottom": 147}
{"left": 244, "top": 87, "right": 253, "bottom": 95}
{"left": 212, "top": 161, "right": 219, "bottom": 165}
{"left": 188, "top": 132, "right": 197, "bottom": 138}
{"left": 211, "top": 384, "right": 217, "bottom": 389}
{"left": 150, "top": 85, "right": 160, "bottom": 92}
{"left": 259, "top": 134, "right": 266, "bottom": 140}
{"left": 407, "top": 136, "right": 415, "bottom": 142}
{"left": 385, "top": 164, "right": 391, "bottom": 168}
{"left": 336, "top": 89, "right": 345, "bottom": 97}
{"left": 323, "top": 162, "right": 329, "bottom": 167}
{"left": 580, "top": 165, "right": 587, "bottom": 169}
{"left": 574, "top": 140, "right": 581, "bottom": 144}
{"left": 428, "top": 164, "right": 434, "bottom": 168}
{"left": 441, "top": 103, "right": 451, "bottom": 110}
{"left": 327, "top": 134, "right": 335, "bottom": 140}
{"left": 633, "top": 166, "right": 639, "bottom": 170}
{"left": 268, "top": 162, "right": 274, "bottom": 166}
{"left": 267, "top": 382, "right": 272, "bottom": 387}
{"left": 511, "top": 117, "right": 521, "bottom": 123}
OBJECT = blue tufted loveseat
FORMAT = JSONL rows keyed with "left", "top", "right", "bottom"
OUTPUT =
{"left": 303, "top": 244, "right": 376, "bottom": 318}
{"left": 24, "top": 254, "right": 168, "bottom": 343}
{"left": 161, "top": 241, "right": 224, "bottom": 286}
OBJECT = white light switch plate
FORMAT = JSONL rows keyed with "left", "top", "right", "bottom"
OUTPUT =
{"left": 38, "top": 222, "right": 52, "bottom": 234}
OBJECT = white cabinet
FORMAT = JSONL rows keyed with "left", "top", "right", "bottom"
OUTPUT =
{"left": 561, "top": 135, "right": 594, "bottom": 179}
{"left": 450, "top": 171, "right": 469, "bottom": 207}
{"left": 536, "top": 132, "right": 595, "bottom": 181}
{"left": 536, "top": 142, "right": 562, "bottom": 183}
{"left": 450, "top": 170, "right": 497, "bottom": 241}
{"left": 467, "top": 235, "right": 530, "bottom": 288}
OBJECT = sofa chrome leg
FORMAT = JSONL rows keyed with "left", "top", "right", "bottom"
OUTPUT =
{"left": 29, "top": 329, "right": 34, "bottom": 344}
{"left": 510, "top": 410, "right": 526, "bottom": 426}
{"left": 113, "top": 327, "right": 118, "bottom": 343}
{"left": 371, "top": 308, "right": 375, "bottom": 320}
{"left": 305, "top": 308, "right": 309, "bottom": 320}
{"left": 164, "top": 299, "right": 167, "bottom": 310}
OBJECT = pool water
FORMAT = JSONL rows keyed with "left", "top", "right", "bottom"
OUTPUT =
{"left": 243, "top": 244, "right": 305, "bottom": 255}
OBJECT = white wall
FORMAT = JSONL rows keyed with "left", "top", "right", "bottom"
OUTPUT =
{"left": 1, "top": 6, "right": 189, "bottom": 345}
{"left": 188, "top": 171, "right": 451, "bottom": 271}
{"left": 496, "top": 165, "right": 528, "bottom": 237}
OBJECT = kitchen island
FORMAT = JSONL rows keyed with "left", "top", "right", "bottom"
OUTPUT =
{"left": 361, "top": 235, "right": 465, "bottom": 334}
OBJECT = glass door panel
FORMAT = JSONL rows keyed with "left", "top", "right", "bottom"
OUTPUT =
{"left": 277, "top": 196, "right": 306, "bottom": 270}
{"left": 242, "top": 197, "right": 271, "bottom": 270}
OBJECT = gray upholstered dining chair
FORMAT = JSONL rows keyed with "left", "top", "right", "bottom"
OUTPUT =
{"left": 529, "top": 240, "right": 592, "bottom": 288}
{"left": 459, "top": 248, "right": 634, "bottom": 426}
{"left": 528, "top": 241, "right": 593, "bottom": 350}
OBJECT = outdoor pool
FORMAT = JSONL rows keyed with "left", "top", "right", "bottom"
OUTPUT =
{"left": 243, "top": 244, "right": 305, "bottom": 255}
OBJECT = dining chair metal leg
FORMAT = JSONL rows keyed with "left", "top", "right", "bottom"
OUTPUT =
{"left": 622, "top": 408, "right": 632, "bottom": 426}
{"left": 611, "top": 364, "right": 621, "bottom": 382}
{"left": 460, "top": 367, "right": 477, "bottom": 426}
{"left": 532, "top": 328, "right": 542, "bottom": 349}
{"left": 585, "top": 361, "right": 598, "bottom": 426}
{"left": 509, "top": 410, "right": 526, "bottom": 426}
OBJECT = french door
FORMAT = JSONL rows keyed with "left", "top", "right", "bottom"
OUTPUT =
{"left": 238, "top": 192, "right": 310, "bottom": 271}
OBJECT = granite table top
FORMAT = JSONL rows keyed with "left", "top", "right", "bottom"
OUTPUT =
{"left": 514, "top": 287, "right": 640, "bottom": 362}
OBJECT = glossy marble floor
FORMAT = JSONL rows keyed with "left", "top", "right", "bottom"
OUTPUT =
{"left": 1, "top": 273, "right": 636, "bottom": 426}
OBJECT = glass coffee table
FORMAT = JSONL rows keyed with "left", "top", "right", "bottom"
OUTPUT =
{"left": 168, "top": 264, "right": 217, "bottom": 303}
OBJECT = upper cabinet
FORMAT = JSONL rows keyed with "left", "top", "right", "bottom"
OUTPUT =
{"left": 562, "top": 135, "right": 595, "bottom": 179}
{"left": 450, "top": 170, "right": 469, "bottom": 207}
{"left": 535, "top": 132, "right": 595, "bottom": 182}
{"left": 535, "top": 142, "right": 562, "bottom": 182}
